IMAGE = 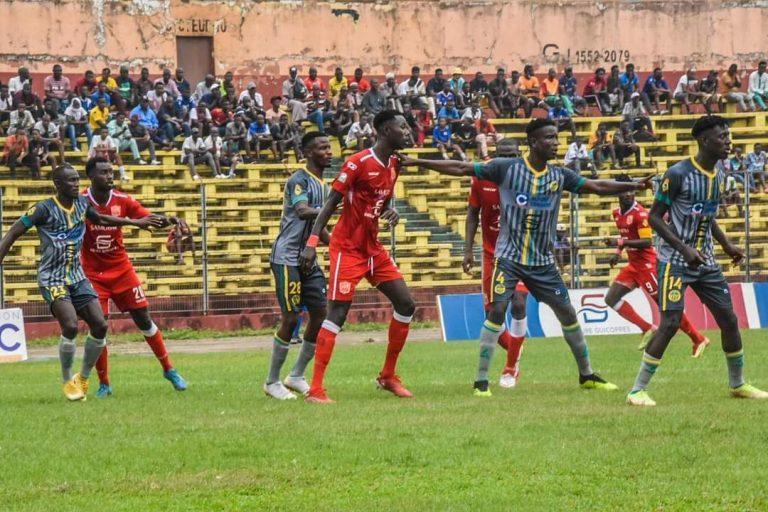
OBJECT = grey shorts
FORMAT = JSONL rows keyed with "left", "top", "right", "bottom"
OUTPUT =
{"left": 657, "top": 261, "right": 733, "bottom": 312}
{"left": 490, "top": 258, "right": 570, "bottom": 308}
{"left": 39, "top": 279, "right": 99, "bottom": 313}
{"left": 271, "top": 263, "right": 327, "bottom": 313}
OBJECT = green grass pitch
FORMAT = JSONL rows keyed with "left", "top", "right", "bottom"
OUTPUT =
{"left": 2, "top": 330, "right": 767, "bottom": 511}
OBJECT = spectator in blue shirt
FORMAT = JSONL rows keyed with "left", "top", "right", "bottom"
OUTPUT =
{"left": 176, "top": 89, "right": 196, "bottom": 116}
{"left": 547, "top": 97, "right": 576, "bottom": 137}
{"left": 437, "top": 99, "right": 461, "bottom": 129}
{"left": 619, "top": 63, "right": 640, "bottom": 97}
{"left": 746, "top": 143, "right": 767, "bottom": 192}
{"left": 559, "top": 66, "right": 587, "bottom": 115}
{"left": 640, "top": 67, "right": 672, "bottom": 114}
{"left": 435, "top": 82, "right": 455, "bottom": 108}
{"left": 90, "top": 81, "right": 112, "bottom": 108}
{"left": 432, "top": 116, "right": 466, "bottom": 161}
{"left": 248, "top": 113, "right": 278, "bottom": 160}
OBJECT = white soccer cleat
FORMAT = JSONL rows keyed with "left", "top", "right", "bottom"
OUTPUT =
{"left": 283, "top": 375, "right": 310, "bottom": 396}
{"left": 263, "top": 381, "right": 297, "bottom": 400}
{"left": 499, "top": 373, "right": 517, "bottom": 389}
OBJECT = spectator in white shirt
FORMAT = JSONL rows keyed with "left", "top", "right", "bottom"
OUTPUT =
{"left": 564, "top": 137, "right": 595, "bottom": 178}
{"left": 33, "top": 114, "right": 65, "bottom": 166}
{"left": 397, "top": 66, "right": 428, "bottom": 109}
{"left": 182, "top": 128, "right": 219, "bottom": 180}
{"left": 748, "top": 61, "right": 768, "bottom": 110}
{"left": 345, "top": 116, "right": 374, "bottom": 148}
{"left": 622, "top": 92, "right": 653, "bottom": 133}
{"left": 8, "top": 103, "right": 36, "bottom": 135}
{"left": 64, "top": 98, "right": 92, "bottom": 151}
{"left": 108, "top": 111, "right": 146, "bottom": 164}
{"left": 673, "top": 68, "right": 709, "bottom": 114}
{"left": 89, "top": 127, "right": 128, "bottom": 180}
{"left": 461, "top": 98, "right": 483, "bottom": 122}
{"left": 8, "top": 67, "right": 30, "bottom": 95}
{"left": 238, "top": 82, "right": 264, "bottom": 109}
{"left": 146, "top": 82, "right": 170, "bottom": 111}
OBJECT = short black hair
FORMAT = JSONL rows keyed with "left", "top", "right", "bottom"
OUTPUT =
{"left": 760, "top": 61, "right": 767, "bottom": 67}
{"left": 615, "top": 173, "right": 633, "bottom": 182}
{"left": 85, "top": 156, "right": 110, "bottom": 176}
{"left": 411, "top": 66, "right": 420, "bottom": 73}
{"left": 373, "top": 109, "right": 402, "bottom": 131}
{"left": 301, "top": 131, "right": 327, "bottom": 150}
{"left": 435, "top": 68, "right": 443, "bottom": 73}
{"left": 691, "top": 115, "right": 730, "bottom": 138}
{"left": 525, "top": 118, "right": 556, "bottom": 137}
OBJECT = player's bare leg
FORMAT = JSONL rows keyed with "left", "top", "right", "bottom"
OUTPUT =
{"left": 499, "top": 291, "right": 527, "bottom": 388}
{"left": 375, "top": 278, "right": 416, "bottom": 398}
{"left": 284, "top": 306, "right": 326, "bottom": 395}
{"left": 307, "top": 300, "right": 352, "bottom": 403}
{"left": 130, "top": 307, "right": 186, "bottom": 391}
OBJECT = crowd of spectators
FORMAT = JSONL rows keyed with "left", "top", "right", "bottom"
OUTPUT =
{"left": 2, "top": 61, "right": 768, "bottom": 177}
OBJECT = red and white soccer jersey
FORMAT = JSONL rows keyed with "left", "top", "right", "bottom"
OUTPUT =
{"left": 81, "top": 188, "right": 150, "bottom": 313}
{"left": 468, "top": 177, "right": 527, "bottom": 310}
{"left": 328, "top": 149, "right": 403, "bottom": 301}
{"left": 612, "top": 201, "right": 659, "bottom": 297}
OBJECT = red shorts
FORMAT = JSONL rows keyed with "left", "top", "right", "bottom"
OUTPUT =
{"left": 615, "top": 261, "right": 659, "bottom": 298}
{"left": 482, "top": 253, "right": 528, "bottom": 310}
{"left": 87, "top": 267, "right": 148, "bottom": 314}
{"left": 328, "top": 248, "right": 403, "bottom": 302}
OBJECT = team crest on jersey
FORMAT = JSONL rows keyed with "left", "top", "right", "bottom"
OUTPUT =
{"left": 549, "top": 181, "right": 559, "bottom": 192}
{"left": 111, "top": 205, "right": 121, "bottom": 216}
{"left": 294, "top": 183, "right": 303, "bottom": 196}
{"left": 626, "top": 215, "right": 633, "bottom": 225}
{"left": 494, "top": 272, "right": 505, "bottom": 295}
{"left": 661, "top": 179, "right": 669, "bottom": 192}
{"left": 339, "top": 281, "right": 351, "bottom": 294}
{"left": 668, "top": 289, "right": 682, "bottom": 302}
{"left": 338, "top": 173, "right": 348, "bottom": 183}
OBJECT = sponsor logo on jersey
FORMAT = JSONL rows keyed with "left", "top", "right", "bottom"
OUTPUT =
{"left": 515, "top": 193, "right": 528, "bottom": 206}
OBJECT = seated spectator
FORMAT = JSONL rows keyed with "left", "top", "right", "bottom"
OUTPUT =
{"left": 564, "top": 136, "right": 595, "bottom": 178}
{"left": 195, "top": 74, "right": 217, "bottom": 102}
{"left": 461, "top": 98, "right": 483, "bottom": 122}
{"left": 146, "top": 82, "right": 169, "bottom": 111}
{"left": 474, "top": 112, "right": 502, "bottom": 160}
{"left": 108, "top": 111, "right": 147, "bottom": 165}
{"left": 454, "top": 117, "right": 477, "bottom": 156}
{"left": 97, "top": 67, "right": 118, "bottom": 93}
{"left": 89, "top": 127, "right": 127, "bottom": 180}
{"left": 721, "top": 159, "right": 745, "bottom": 218}
{"left": 622, "top": 92, "right": 653, "bottom": 133}
{"left": 346, "top": 82, "right": 364, "bottom": 110}
{"left": 520, "top": 64, "right": 546, "bottom": 116}
{"left": 547, "top": 97, "right": 576, "bottom": 137}
{"left": 487, "top": 68, "right": 509, "bottom": 117}
{"left": 129, "top": 97, "right": 163, "bottom": 147}
{"left": 8, "top": 67, "right": 31, "bottom": 95}
{"left": 14, "top": 82, "right": 41, "bottom": 111}
{"left": 265, "top": 96, "right": 284, "bottom": 124}
{"left": 8, "top": 103, "right": 36, "bottom": 135}
{"left": 44, "top": 64, "right": 71, "bottom": 113}
{"left": 116, "top": 65, "right": 136, "bottom": 110}
{"left": 128, "top": 113, "right": 160, "bottom": 165}
{"left": 721, "top": 64, "right": 755, "bottom": 112}
{"left": 726, "top": 147, "right": 747, "bottom": 189}
{"left": 456, "top": 82, "right": 474, "bottom": 110}
{"left": 177, "top": 88, "right": 196, "bottom": 116}
{"left": 136, "top": 68, "right": 154, "bottom": 99}
{"left": 64, "top": 98, "right": 92, "bottom": 151}
{"left": 1, "top": 128, "right": 39, "bottom": 178}
{"left": 554, "top": 223, "right": 572, "bottom": 272}
{"left": 236, "top": 97, "right": 259, "bottom": 125}
{"left": 361, "top": 79, "right": 386, "bottom": 115}
{"left": 91, "top": 81, "right": 113, "bottom": 109}
{"left": 398, "top": 66, "right": 428, "bottom": 110}
{"left": 0, "top": 85, "right": 12, "bottom": 134}
{"left": 188, "top": 102, "right": 212, "bottom": 133}
{"left": 588, "top": 123, "right": 617, "bottom": 169}
{"left": 613, "top": 120, "right": 641, "bottom": 168}
{"left": 507, "top": 70, "right": 530, "bottom": 118}
{"left": 251, "top": 113, "right": 278, "bottom": 159}
{"left": 225, "top": 112, "right": 249, "bottom": 158}
{"left": 75, "top": 70, "right": 98, "bottom": 95}
{"left": 154, "top": 68, "right": 180, "bottom": 99}
{"left": 211, "top": 100, "right": 234, "bottom": 136}
{"left": 640, "top": 67, "right": 672, "bottom": 114}
{"left": 75, "top": 86, "right": 94, "bottom": 112}
{"left": 158, "top": 97, "right": 189, "bottom": 145}
{"left": 238, "top": 82, "right": 264, "bottom": 109}
{"left": 271, "top": 113, "right": 303, "bottom": 161}
{"left": 674, "top": 68, "right": 712, "bottom": 114}
{"left": 749, "top": 61, "right": 768, "bottom": 111}
{"left": 34, "top": 114, "right": 65, "bottom": 166}
{"left": 541, "top": 68, "right": 574, "bottom": 115}
{"left": 699, "top": 70, "right": 721, "bottom": 114}
{"left": 606, "top": 65, "right": 623, "bottom": 114}
{"left": 449, "top": 68, "right": 465, "bottom": 95}
{"left": 381, "top": 73, "right": 403, "bottom": 112}
{"left": 282, "top": 66, "right": 310, "bottom": 122}
{"left": 746, "top": 143, "right": 767, "bottom": 193}
{"left": 328, "top": 67, "right": 348, "bottom": 99}
{"left": 345, "top": 115, "right": 374, "bottom": 149}
{"left": 304, "top": 67, "right": 325, "bottom": 92}
{"left": 89, "top": 98, "right": 111, "bottom": 131}
{"left": 182, "top": 128, "right": 219, "bottom": 180}
{"left": 437, "top": 99, "right": 461, "bottom": 125}
{"left": 469, "top": 71, "right": 490, "bottom": 97}
{"left": 306, "top": 83, "right": 331, "bottom": 134}
{"left": 220, "top": 71, "right": 237, "bottom": 103}
{"left": 433, "top": 117, "right": 465, "bottom": 161}
{"left": 350, "top": 67, "right": 371, "bottom": 93}
{"left": 559, "top": 66, "right": 586, "bottom": 116}
{"left": 174, "top": 68, "right": 191, "bottom": 97}
{"left": 619, "top": 63, "right": 640, "bottom": 101}
{"left": 330, "top": 97, "right": 355, "bottom": 148}
{"left": 413, "top": 107, "right": 433, "bottom": 147}
{"left": 426, "top": 68, "right": 446, "bottom": 117}
{"left": 494, "top": 137, "right": 520, "bottom": 158}
{"left": 583, "top": 67, "right": 611, "bottom": 114}
{"left": 208, "top": 129, "right": 239, "bottom": 178}
{"left": 435, "top": 82, "right": 456, "bottom": 110}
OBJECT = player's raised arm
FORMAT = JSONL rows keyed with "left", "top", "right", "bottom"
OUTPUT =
{"left": 398, "top": 155, "right": 475, "bottom": 176}
{"left": 711, "top": 218, "right": 745, "bottom": 264}
{"left": 299, "top": 189, "right": 344, "bottom": 273}
{"left": 578, "top": 174, "right": 655, "bottom": 195}
{"left": 86, "top": 207, "right": 165, "bottom": 230}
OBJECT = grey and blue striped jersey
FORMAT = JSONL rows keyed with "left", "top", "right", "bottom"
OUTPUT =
{"left": 20, "top": 196, "right": 91, "bottom": 287}
{"left": 655, "top": 157, "right": 725, "bottom": 267}
{"left": 474, "top": 157, "right": 586, "bottom": 266}
{"left": 270, "top": 169, "right": 328, "bottom": 266}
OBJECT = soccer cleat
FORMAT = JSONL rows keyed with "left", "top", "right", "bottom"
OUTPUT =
{"left": 473, "top": 380, "right": 492, "bottom": 397}
{"left": 63, "top": 375, "right": 86, "bottom": 402}
{"left": 626, "top": 390, "right": 656, "bottom": 406}
{"left": 263, "top": 381, "right": 297, "bottom": 400}
{"left": 730, "top": 383, "right": 768, "bottom": 399}
{"left": 376, "top": 375, "right": 413, "bottom": 398}
{"left": 283, "top": 375, "right": 310, "bottom": 396}
{"left": 692, "top": 337, "right": 710, "bottom": 358}
{"left": 637, "top": 329, "right": 656, "bottom": 351}
{"left": 96, "top": 383, "right": 113, "bottom": 398}
{"left": 499, "top": 367, "right": 519, "bottom": 389}
{"left": 579, "top": 373, "right": 619, "bottom": 391}
{"left": 306, "top": 389, "right": 335, "bottom": 404}
{"left": 163, "top": 369, "right": 188, "bottom": 391}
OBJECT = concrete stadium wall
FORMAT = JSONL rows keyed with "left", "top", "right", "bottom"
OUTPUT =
{"left": 2, "top": 0, "right": 768, "bottom": 84}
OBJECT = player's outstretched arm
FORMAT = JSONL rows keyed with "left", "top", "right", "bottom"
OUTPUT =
{"left": 398, "top": 155, "right": 475, "bottom": 176}
{"left": 463, "top": 205, "right": 480, "bottom": 274}
{"left": 712, "top": 218, "right": 745, "bottom": 264}
{"left": 648, "top": 199, "right": 705, "bottom": 268}
{"left": 579, "top": 175, "right": 655, "bottom": 195}
{"left": 299, "top": 189, "right": 343, "bottom": 273}
{"left": 87, "top": 208, "right": 165, "bottom": 230}
{"left": 0, "top": 221, "right": 29, "bottom": 265}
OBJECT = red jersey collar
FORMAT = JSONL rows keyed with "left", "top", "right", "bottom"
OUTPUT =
{"left": 86, "top": 187, "right": 113, "bottom": 207}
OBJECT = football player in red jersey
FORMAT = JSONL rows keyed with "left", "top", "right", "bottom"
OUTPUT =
{"left": 299, "top": 110, "right": 413, "bottom": 403}
{"left": 83, "top": 157, "right": 188, "bottom": 397}
{"left": 464, "top": 139, "right": 528, "bottom": 388}
{"left": 603, "top": 174, "right": 709, "bottom": 356}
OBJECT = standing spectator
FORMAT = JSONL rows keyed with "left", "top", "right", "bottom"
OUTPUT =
{"left": 89, "top": 98, "right": 111, "bottom": 131}
{"left": 488, "top": 68, "right": 509, "bottom": 117}
{"left": 44, "top": 64, "right": 71, "bottom": 112}
{"left": 746, "top": 143, "right": 767, "bottom": 193}
{"left": 225, "top": 112, "right": 249, "bottom": 159}
{"left": 195, "top": 74, "right": 217, "bottom": 102}
{"left": 583, "top": 67, "right": 611, "bottom": 114}
{"left": 588, "top": 123, "right": 617, "bottom": 169}
{"left": 238, "top": 82, "right": 264, "bottom": 109}
{"left": 116, "top": 65, "right": 136, "bottom": 110}
{"left": 619, "top": 63, "right": 640, "bottom": 100}
{"left": 673, "top": 68, "right": 709, "bottom": 114}
{"left": 135, "top": 68, "right": 154, "bottom": 99}
{"left": 174, "top": 68, "right": 191, "bottom": 95}
{"left": 622, "top": 92, "right": 653, "bottom": 133}
{"left": 64, "top": 98, "right": 92, "bottom": 151}
{"left": 613, "top": 120, "right": 641, "bottom": 168}
{"left": 559, "top": 66, "right": 586, "bottom": 115}
{"left": 361, "top": 79, "right": 386, "bottom": 115}
{"left": 304, "top": 67, "right": 325, "bottom": 92}
{"left": 564, "top": 136, "right": 595, "bottom": 177}
{"left": 182, "top": 128, "right": 218, "bottom": 180}
{"left": 547, "top": 97, "right": 576, "bottom": 137}
{"left": 328, "top": 67, "right": 348, "bottom": 99}
{"left": 89, "top": 127, "right": 128, "bottom": 179}
{"left": 154, "top": 68, "right": 179, "bottom": 99}
{"left": 426, "top": 68, "right": 447, "bottom": 116}
{"left": 146, "top": 82, "right": 169, "bottom": 111}
{"left": 345, "top": 115, "right": 374, "bottom": 149}
{"left": 606, "top": 65, "right": 623, "bottom": 114}
{"left": 432, "top": 116, "right": 465, "bottom": 161}
{"left": 8, "top": 67, "right": 31, "bottom": 95}
{"left": 398, "top": 66, "right": 428, "bottom": 109}
{"left": 449, "top": 67, "right": 465, "bottom": 94}
{"left": 34, "top": 114, "right": 65, "bottom": 166}
{"left": 520, "top": 65, "right": 545, "bottom": 116}
{"left": 474, "top": 112, "right": 502, "bottom": 160}
{"left": 75, "top": 70, "right": 98, "bottom": 95}
{"left": 721, "top": 64, "right": 755, "bottom": 112}
{"left": 271, "top": 113, "right": 303, "bottom": 162}
{"left": 8, "top": 103, "right": 35, "bottom": 135}
{"left": 640, "top": 67, "right": 672, "bottom": 114}
{"left": 128, "top": 114, "right": 160, "bottom": 165}
{"left": 541, "top": 68, "right": 574, "bottom": 115}
{"left": 248, "top": 114, "right": 277, "bottom": 160}
{"left": 349, "top": 67, "right": 370, "bottom": 93}
{"left": 108, "top": 111, "right": 146, "bottom": 164}
{"left": 749, "top": 61, "right": 768, "bottom": 111}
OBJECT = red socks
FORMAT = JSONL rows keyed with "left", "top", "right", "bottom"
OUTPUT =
{"left": 613, "top": 299, "right": 654, "bottom": 333}
{"left": 679, "top": 313, "right": 705, "bottom": 343}
{"left": 310, "top": 320, "right": 340, "bottom": 394}
{"left": 380, "top": 312, "right": 412, "bottom": 379}
{"left": 505, "top": 334, "right": 524, "bottom": 371}
{"left": 96, "top": 345, "right": 110, "bottom": 385}
{"left": 142, "top": 324, "right": 173, "bottom": 371}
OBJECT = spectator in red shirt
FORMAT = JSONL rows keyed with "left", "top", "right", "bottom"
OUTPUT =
{"left": 75, "top": 70, "right": 98, "bottom": 95}
{"left": 583, "top": 67, "right": 611, "bottom": 114}
{"left": 1, "top": 128, "right": 39, "bottom": 178}
{"left": 304, "top": 67, "right": 326, "bottom": 92}
{"left": 350, "top": 67, "right": 371, "bottom": 93}
{"left": 211, "top": 100, "right": 233, "bottom": 136}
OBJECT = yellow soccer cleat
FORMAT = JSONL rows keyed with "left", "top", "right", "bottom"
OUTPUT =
{"left": 473, "top": 380, "right": 492, "bottom": 398}
{"left": 731, "top": 383, "right": 768, "bottom": 399}
{"left": 63, "top": 374, "right": 86, "bottom": 402}
{"left": 626, "top": 390, "right": 656, "bottom": 407}
{"left": 637, "top": 329, "right": 655, "bottom": 351}
{"left": 579, "top": 373, "right": 619, "bottom": 391}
